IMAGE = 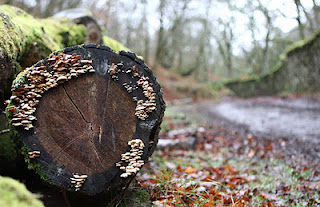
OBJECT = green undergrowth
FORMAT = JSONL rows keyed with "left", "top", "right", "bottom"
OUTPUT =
{"left": 21, "top": 145, "right": 49, "bottom": 182}
{"left": 5, "top": 100, "right": 48, "bottom": 182}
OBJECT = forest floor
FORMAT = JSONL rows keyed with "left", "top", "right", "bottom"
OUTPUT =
{"left": 131, "top": 95, "right": 320, "bottom": 207}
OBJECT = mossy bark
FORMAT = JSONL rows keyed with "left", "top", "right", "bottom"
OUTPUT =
{"left": 0, "top": 176, "right": 44, "bottom": 207}
{"left": 226, "top": 28, "right": 320, "bottom": 97}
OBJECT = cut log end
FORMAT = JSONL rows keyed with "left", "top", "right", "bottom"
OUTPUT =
{"left": 7, "top": 44, "right": 165, "bottom": 195}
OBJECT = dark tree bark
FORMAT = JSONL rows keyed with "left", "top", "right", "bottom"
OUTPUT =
{"left": 294, "top": 0, "right": 305, "bottom": 39}
{"left": 257, "top": 0, "right": 272, "bottom": 74}
{"left": 7, "top": 45, "right": 165, "bottom": 196}
{"left": 153, "top": 0, "right": 166, "bottom": 69}
{"left": 312, "top": 0, "right": 320, "bottom": 26}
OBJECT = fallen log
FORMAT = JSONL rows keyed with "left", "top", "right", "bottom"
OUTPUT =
{"left": 53, "top": 8, "right": 103, "bottom": 45}
{"left": 6, "top": 44, "right": 165, "bottom": 196}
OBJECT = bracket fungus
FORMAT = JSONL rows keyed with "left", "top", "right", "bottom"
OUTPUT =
{"left": 8, "top": 53, "right": 95, "bottom": 131}
{"left": 116, "top": 139, "right": 145, "bottom": 178}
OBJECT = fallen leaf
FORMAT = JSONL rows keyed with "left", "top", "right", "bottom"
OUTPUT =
{"left": 248, "top": 150, "right": 255, "bottom": 158}
{"left": 185, "top": 167, "right": 196, "bottom": 174}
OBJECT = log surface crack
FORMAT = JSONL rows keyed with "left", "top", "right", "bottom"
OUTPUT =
{"left": 63, "top": 85, "right": 91, "bottom": 125}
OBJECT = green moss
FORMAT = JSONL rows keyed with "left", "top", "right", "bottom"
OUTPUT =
{"left": 62, "top": 24, "right": 87, "bottom": 46}
{"left": 40, "top": 17, "right": 87, "bottom": 48}
{"left": 12, "top": 68, "right": 29, "bottom": 87}
{"left": 103, "top": 36, "right": 130, "bottom": 52}
{"left": 5, "top": 100, "right": 14, "bottom": 121}
{"left": 285, "top": 27, "right": 320, "bottom": 55}
{"left": 21, "top": 145, "right": 49, "bottom": 182}
{"left": 5, "top": 101, "right": 48, "bottom": 182}
{"left": 0, "top": 5, "right": 88, "bottom": 70}
{"left": 0, "top": 7, "right": 23, "bottom": 61}
{"left": 0, "top": 5, "right": 60, "bottom": 53}
{"left": 0, "top": 176, "right": 44, "bottom": 207}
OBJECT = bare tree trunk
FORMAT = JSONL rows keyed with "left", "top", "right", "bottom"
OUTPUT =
{"left": 142, "top": 0, "right": 150, "bottom": 63}
{"left": 257, "top": 0, "right": 272, "bottom": 74}
{"left": 226, "top": 39, "right": 233, "bottom": 77}
{"left": 298, "top": 0, "right": 315, "bottom": 32}
{"left": 294, "top": 0, "right": 305, "bottom": 39}
{"left": 312, "top": 0, "right": 320, "bottom": 26}
{"left": 215, "top": 20, "right": 234, "bottom": 77}
{"left": 195, "top": 0, "right": 211, "bottom": 80}
{"left": 167, "top": 0, "right": 191, "bottom": 69}
{"left": 153, "top": 0, "right": 166, "bottom": 69}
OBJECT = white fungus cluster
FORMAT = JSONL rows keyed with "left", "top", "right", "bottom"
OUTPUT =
{"left": 116, "top": 139, "right": 145, "bottom": 178}
{"left": 107, "top": 62, "right": 157, "bottom": 120}
{"left": 28, "top": 151, "right": 40, "bottom": 159}
{"left": 135, "top": 75, "right": 156, "bottom": 120}
{"left": 107, "top": 62, "right": 122, "bottom": 80}
{"left": 70, "top": 173, "right": 88, "bottom": 191}
{"left": 7, "top": 53, "right": 94, "bottom": 130}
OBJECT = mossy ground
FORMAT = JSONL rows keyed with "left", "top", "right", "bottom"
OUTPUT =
{"left": 0, "top": 176, "right": 44, "bottom": 207}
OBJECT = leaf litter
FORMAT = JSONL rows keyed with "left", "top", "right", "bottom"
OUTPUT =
{"left": 133, "top": 106, "right": 320, "bottom": 207}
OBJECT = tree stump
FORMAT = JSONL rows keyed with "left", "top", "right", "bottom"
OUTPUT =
{"left": 6, "top": 44, "right": 165, "bottom": 196}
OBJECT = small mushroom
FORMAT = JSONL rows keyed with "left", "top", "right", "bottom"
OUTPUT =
{"left": 57, "top": 76, "right": 68, "bottom": 83}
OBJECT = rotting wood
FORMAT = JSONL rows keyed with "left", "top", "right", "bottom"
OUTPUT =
{"left": 6, "top": 44, "right": 166, "bottom": 196}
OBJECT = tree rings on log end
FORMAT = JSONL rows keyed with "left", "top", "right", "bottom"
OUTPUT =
{"left": 6, "top": 44, "right": 166, "bottom": 195}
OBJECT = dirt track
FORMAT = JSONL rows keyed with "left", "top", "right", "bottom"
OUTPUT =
{"left": 211, "top": 96, "right": 320, "bottom": 141}
{"left": 173, "top": 96, "right": 320, "bottom": 162}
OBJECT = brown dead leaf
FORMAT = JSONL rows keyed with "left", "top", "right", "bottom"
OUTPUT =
{"left": 185, "top": 167, "right": 196, "bottom": 174}
{"left": 266, "top": 144, "right": 273, "bottom": 151}
{"left": 248, "top": 150, "right": 255, "bottom": 158}
{"left": 203, "top": 194, "right": 215, "bottom": 207}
